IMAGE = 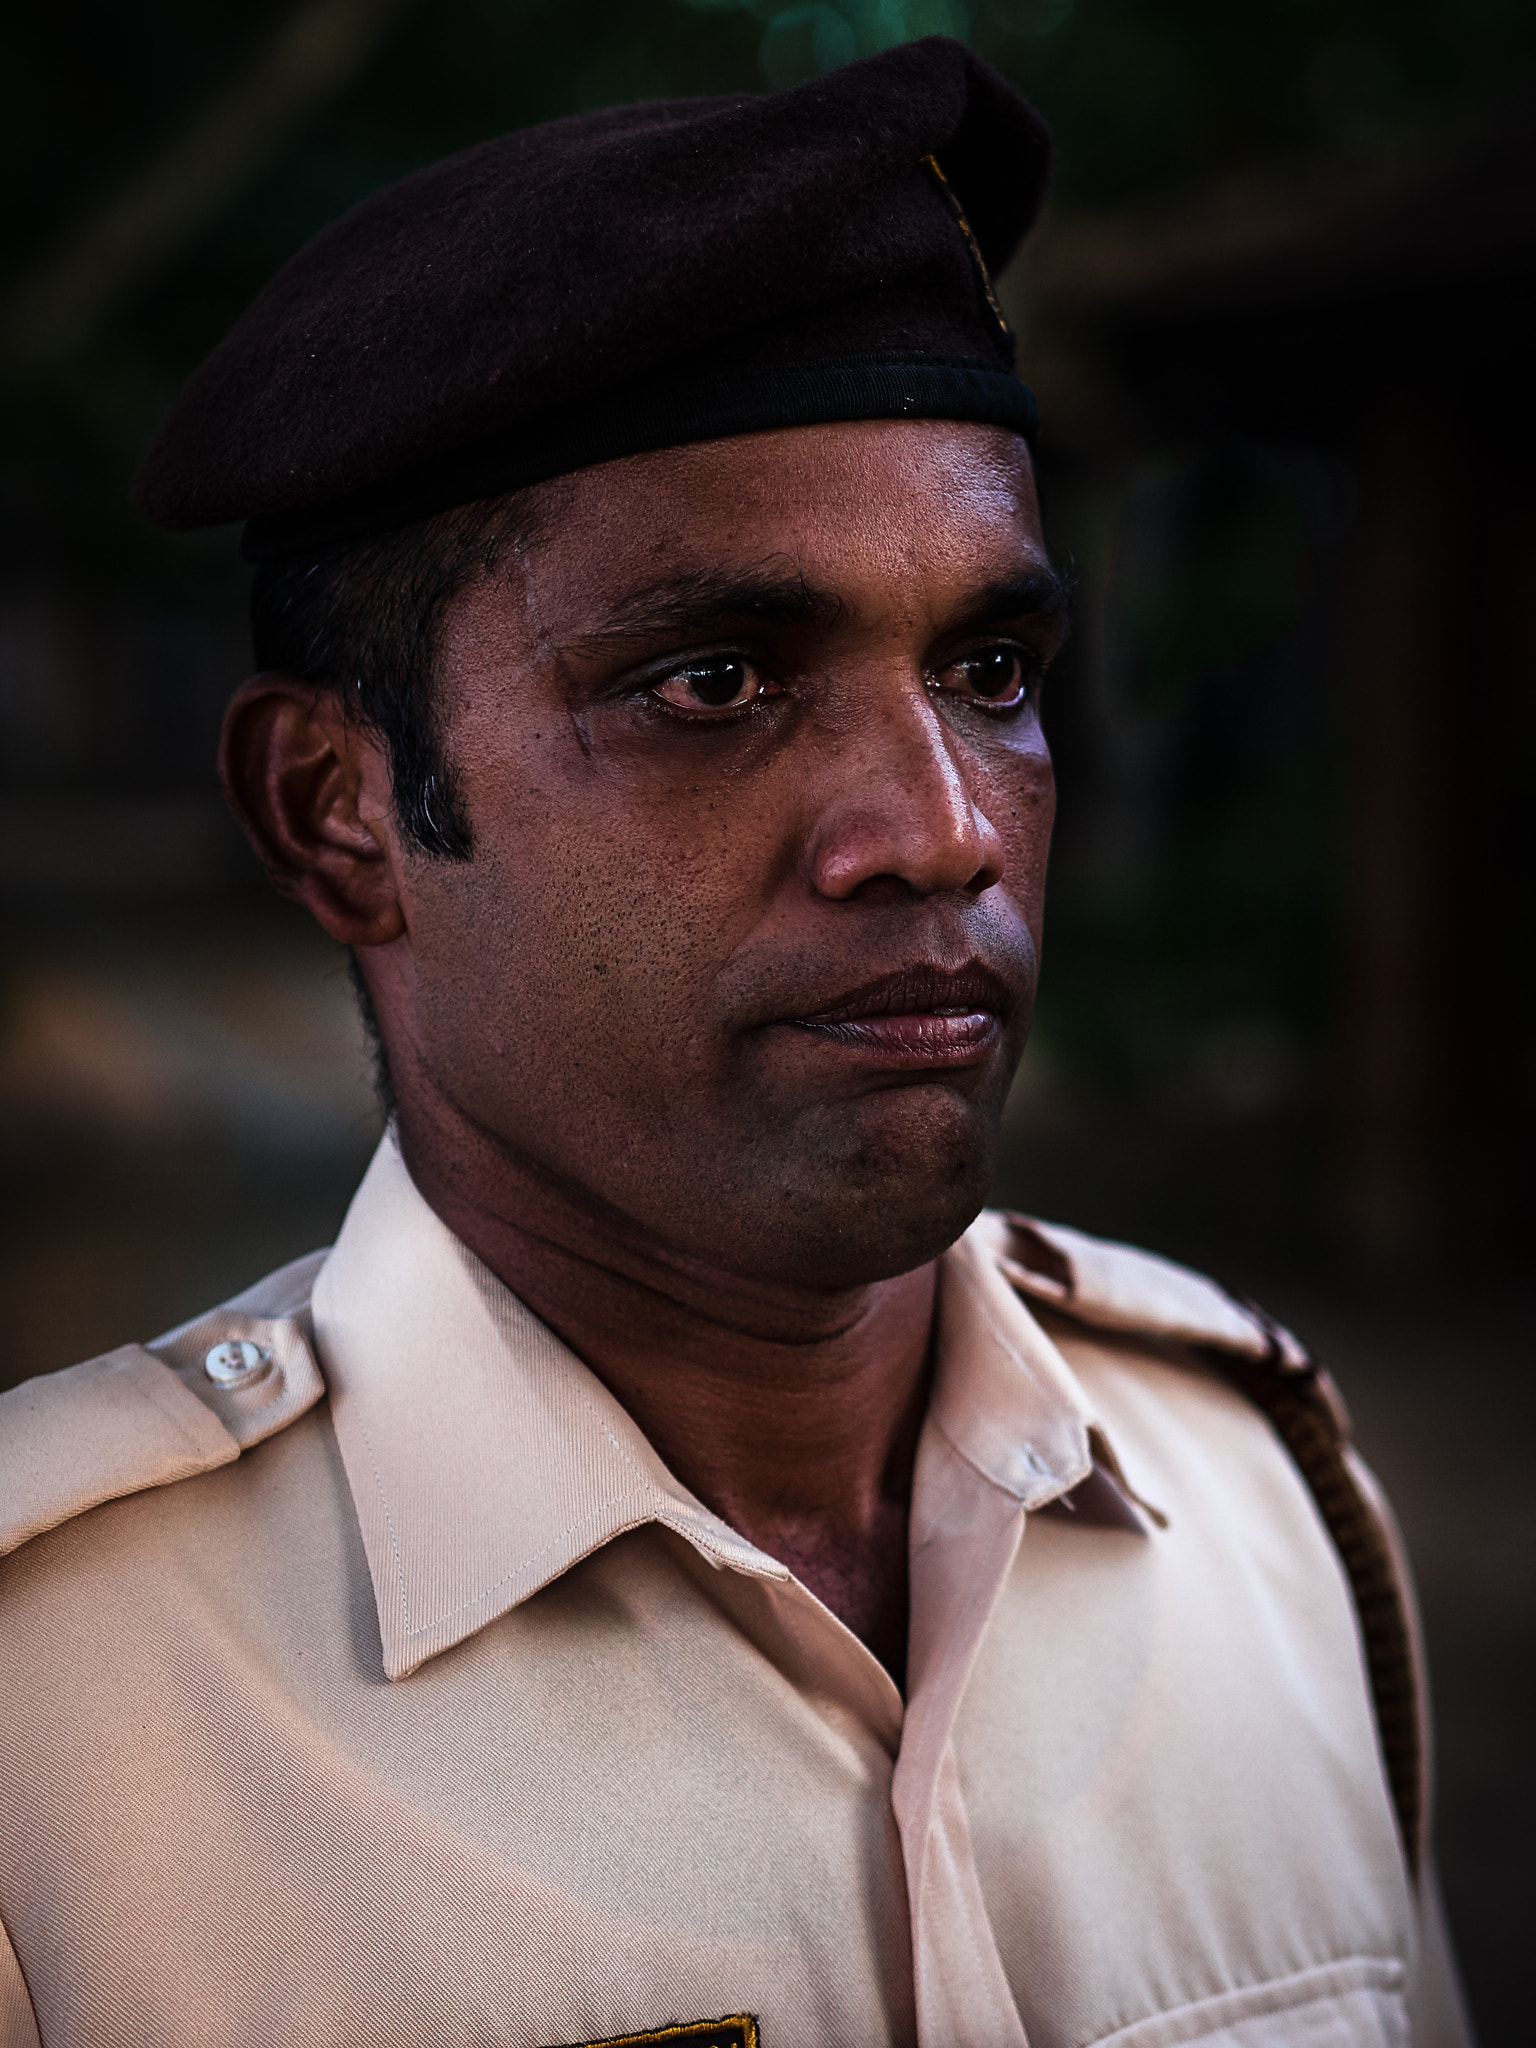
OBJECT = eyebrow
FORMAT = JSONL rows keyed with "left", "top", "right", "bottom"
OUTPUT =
{"left": 944, "top": 569, "right": 1073, "bottom": 643}
{"left": 570, "top": 558, "right": 1072, "bottom": 653}
{"left": 571, "top": 567, "right": 851, "bottom": 650}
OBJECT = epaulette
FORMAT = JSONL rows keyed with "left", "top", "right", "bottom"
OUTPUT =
{"left": 996, "top": 1211, "right": 1427, "bottom": 1885}
{"left": 2, "top": 1219, "right": 1425, "bottom": 1885}
{"left": 0, "top": 1249, "right": 328, "bottom": 1564}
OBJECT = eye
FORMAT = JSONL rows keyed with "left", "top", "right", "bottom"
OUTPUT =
{"left": 934, "top": 646, "right": 1032, "bottom": 708}
{"left": 651, "top": 656, "right": 767, "bottom": 715}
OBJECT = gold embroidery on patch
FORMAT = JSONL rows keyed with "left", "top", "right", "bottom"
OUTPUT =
{"left": 552, "top": 2018, "right": 760, "bottom": 2048}
{"left": 922, "top": 151, "right": 1013, "bottom": 349}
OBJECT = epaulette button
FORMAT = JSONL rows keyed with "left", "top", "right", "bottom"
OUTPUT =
{"left": 204, "top": 1340, "right": 272, "bottom": 1388}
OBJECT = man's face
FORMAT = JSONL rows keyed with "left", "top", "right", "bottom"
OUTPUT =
{"left": 389, "top": 418, "right": 1062, "bottom": 1288}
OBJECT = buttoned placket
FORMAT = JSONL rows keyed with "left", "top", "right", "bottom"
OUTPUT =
{"left": 893, "top": 1223, "right": 1098, "bottom": 2047}
{"left": 733, "top": 1225, "right": 1100, "bottom": 2048}
{"left": 315, "top": 1139, "right": 1101, "bottom": 2048}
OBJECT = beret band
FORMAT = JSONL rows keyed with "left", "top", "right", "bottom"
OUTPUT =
{"left": 138, "top": 38, "right": 1052, "bottom": 558}
{"left": 240, "top": 352, "right": 1039, "bottom": 560}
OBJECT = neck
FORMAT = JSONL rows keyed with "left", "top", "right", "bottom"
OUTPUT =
{"left": 395, "top": 1109, "right": 937, "bottom": 1688}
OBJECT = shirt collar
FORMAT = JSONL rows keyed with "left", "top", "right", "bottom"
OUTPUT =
{"left": 928, "top": 1210, "right": 1096, "bottom": 1509}
{"left": 313, "top": 1133, "right": 1098, "bottom": 1680}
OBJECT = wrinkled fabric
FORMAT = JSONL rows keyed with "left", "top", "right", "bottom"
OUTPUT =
{"left": 0, "top": 1134, "right": 1457, "bottom": 2047}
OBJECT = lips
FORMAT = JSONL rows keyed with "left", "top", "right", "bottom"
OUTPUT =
{"left": 786, "top": 963, "right": 1010, "bottom": 1069}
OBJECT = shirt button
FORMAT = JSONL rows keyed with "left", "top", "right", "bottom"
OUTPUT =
{"left": 204, "top": 1339, "right": 271, "bottom": 1386}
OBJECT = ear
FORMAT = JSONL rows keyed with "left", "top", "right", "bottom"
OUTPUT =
{"left": 219, "top": 674, "right": 407, "bottom": 946}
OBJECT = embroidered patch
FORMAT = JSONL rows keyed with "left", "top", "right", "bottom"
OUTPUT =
{"left": 552, "top": 2020, "right": 759, "bottom": 2048}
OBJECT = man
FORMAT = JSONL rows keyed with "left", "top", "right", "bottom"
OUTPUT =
{"left": 0, "top": 37, "right": 1471, "bottom": 2048}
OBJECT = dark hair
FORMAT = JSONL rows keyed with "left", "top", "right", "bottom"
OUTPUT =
{"left": 248, "top": 491, "right": 548, "bottom": 1110}
{"left": 247, "top": 491, "right": 548, "bottom": 859}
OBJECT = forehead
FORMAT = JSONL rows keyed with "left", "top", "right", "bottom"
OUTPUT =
{"left": 521, "top": 418, "right": 1045, "bottom": 603}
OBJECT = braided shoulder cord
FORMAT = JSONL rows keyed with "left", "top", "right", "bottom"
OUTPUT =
{"left": 1205, "top": 1316, "right": 1425, "bottom": 1884}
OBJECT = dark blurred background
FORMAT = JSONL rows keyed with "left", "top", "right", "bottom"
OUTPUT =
{"left": 1, "top": 2, "right": 1531, "bottom": 2036}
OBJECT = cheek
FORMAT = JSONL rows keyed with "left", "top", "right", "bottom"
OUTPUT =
{"left": 406, "top": 766, "right": 775, "bottom": 1087}
{"left": 991, "top": 745, "right": 1056, "bottom": 919}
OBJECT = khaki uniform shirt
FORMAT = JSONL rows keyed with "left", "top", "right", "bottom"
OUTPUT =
{"left": 0, "top": 1135, "right": 1470, "bottom": 2048}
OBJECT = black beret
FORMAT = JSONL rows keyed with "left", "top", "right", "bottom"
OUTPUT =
{"left": 134, "top": 36, "right": 1051, "bottom": 560}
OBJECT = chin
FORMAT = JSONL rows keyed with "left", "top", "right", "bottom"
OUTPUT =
{"left": 743, "top": 1080, "right": 1002, "bottom": 1289}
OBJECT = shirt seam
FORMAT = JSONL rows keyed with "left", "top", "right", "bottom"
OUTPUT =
{"left": 128, "top": 1353, "right": 236, "bottom": 1465}
{"left": 1084, "top": 1954, "right": 1406, "bottom": 2048}
{"left": 0, "top": 1905, "right": 41, "bottom": 2048}
{"left": 932, "top": 1288, "right": 1094, "bottom": 1502}
{"left": 403, "top": 1485, "right": 666, "bottom": 1640}
{"left": 354, "top": 1409, "right": 414, "bottom": 1630}
{"left": 945, "top": 1816, "right": 1020, "bottom": 2036}
{"left": 931, "top": 1409, "right": 1035, "bottom": 1502}
{"left": 356, "top": 1376, "right": 719, "bottom": 1640}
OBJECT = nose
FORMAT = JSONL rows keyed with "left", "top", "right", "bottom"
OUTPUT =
{"left": 805, "top": 684, "right": 1006, "bottom": 902}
